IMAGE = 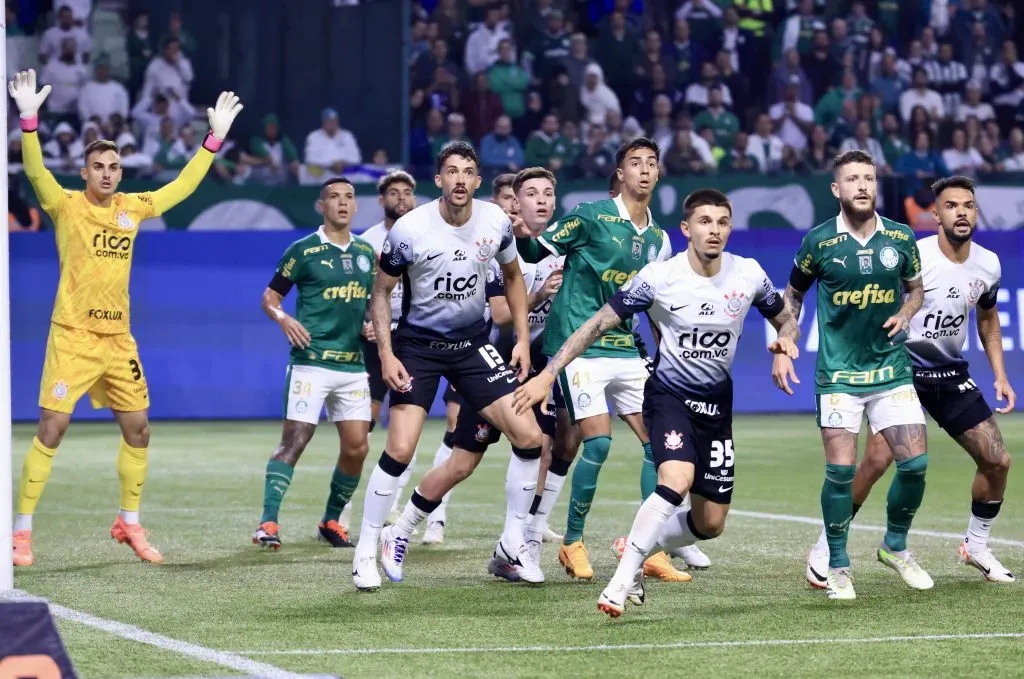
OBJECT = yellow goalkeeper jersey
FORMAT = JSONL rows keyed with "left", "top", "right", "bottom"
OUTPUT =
{"left": 22, "top": 131, "right": 215, "bottom": 334}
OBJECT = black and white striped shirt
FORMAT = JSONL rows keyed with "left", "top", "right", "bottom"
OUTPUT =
{"left": 924, "top": 59, "right": 969, "bottom": 115}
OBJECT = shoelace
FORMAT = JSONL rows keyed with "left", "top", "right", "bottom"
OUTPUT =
{"left": 392, "top": 536, "right": 409, "bottom": 563}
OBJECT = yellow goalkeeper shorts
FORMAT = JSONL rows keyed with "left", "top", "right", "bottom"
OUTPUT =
{"left": 38, "top": 323, "right": 150, "bottom": 413}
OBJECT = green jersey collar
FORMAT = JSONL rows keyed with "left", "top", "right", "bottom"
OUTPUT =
{"left": 835, "top": 210, "right": 881, "bottom": 247}
{"left": 316, "top": 225, "right": 353, "bottom": 252}
{"left": 613, "top": 195, "right": 653, "bottom": 234}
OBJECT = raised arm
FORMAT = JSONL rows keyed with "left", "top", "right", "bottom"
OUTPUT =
{"left": 9, "top": 70, "right": 65, "bottom": 216}
{"left": 545, "top": 305, "right": 622, "bottom": 379}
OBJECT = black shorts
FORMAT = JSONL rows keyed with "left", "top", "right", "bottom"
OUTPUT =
{"left": 643, "top": 376, "right": 735, "bottom": 505}
{"left": 361, "top": 338, "right": 388, "bottom": 403}
{"left": 389, "top": 327, "right": 518, "bottom": 412}
{"left": 913, "top": 366, "right": 992, "bottom": 437}
{"left": 442, "top": 382, "right": 463, "bottom": 406}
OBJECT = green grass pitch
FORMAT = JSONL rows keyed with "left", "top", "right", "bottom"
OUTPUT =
{"left": 10, "top": 415, "right": 1024, "bottom": 678}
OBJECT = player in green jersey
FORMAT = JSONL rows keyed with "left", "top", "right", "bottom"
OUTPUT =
{"left": 252, "top": 177, "right": 376, "bottom": 551}
{"left": 772, "top": 150, "right": 932, "bottom": 600}
{"left": 515, "top": 138, "right": 690, "bottom": 583}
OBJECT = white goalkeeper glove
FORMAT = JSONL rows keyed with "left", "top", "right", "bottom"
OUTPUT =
{"left": 206, "top": 91, "right": 243, "bottom": 140}
{"left": 8, "top": 69, "right": 51, "bottom": 119}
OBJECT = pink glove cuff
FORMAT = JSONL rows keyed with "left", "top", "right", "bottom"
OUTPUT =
{"left": 202, "top": 131, "right": 223, "bottom": 153}
{"left": 20, "top": 116, "right": 39, "bottom": 132}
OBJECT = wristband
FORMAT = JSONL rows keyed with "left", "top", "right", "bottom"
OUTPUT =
{"left": 202, "top": 131, "right": 223, "bottom": 153}
{"left": 20, "top": 116, "right": 38, "bottom": 133}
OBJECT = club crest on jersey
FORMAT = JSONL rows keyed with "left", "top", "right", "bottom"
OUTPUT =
{"left": 859, "top": 254, "right": 873, "bottom": 274}
{"left": 879, "top": 246, "right": 899, "bottom": 270}
{"left": 342, "top": 258, "right": 354, "bottom": 273}
{"left": 382, "top": 239, "right": 392, "bottom": 255}
{"left": 663, "top": 430, "right": 684, "bottom": 450}
{"left": 474, "top": 238, "right": 495, "bottom": 262}
{"left": 52, "top": 380, "right": 69, "bottom": 401}
{"left": 723, "top": 291, "right": 746, "bottom": 318}
{"left": 631, "top": 240, "right": 642, "bottom": 260}
{"left": 357, "top": 254, "right": 371, "bottom": 272}
{"left": 967, "top": 279, "right": 985, "bottom": 304}
{"left": 115, "top": 211, "right": 134, "bottom": 230}
{"left": 647, "top": 244, "right": 658, "bottom": 262}
{"left": 475, "top": 423, "right": 492, "bottom": 442}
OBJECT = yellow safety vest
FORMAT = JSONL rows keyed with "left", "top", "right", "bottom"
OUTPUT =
{"left": 735, "top": 0, "right": 773, "bottom": 36}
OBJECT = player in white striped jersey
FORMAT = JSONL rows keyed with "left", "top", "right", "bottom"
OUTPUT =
{"left": 353, "top": 142, "right": 545, "bottom": 591}
{"left": 806, "top": 176, "right": 1016, "bottom": 584}
{"left": 513, "top": 189, "right": 799, "bottom": 617}
{"left": 348, "top": 170, "right": 417, "bottom": 533}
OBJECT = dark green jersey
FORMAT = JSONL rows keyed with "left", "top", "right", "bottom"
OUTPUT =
{"left": 794, "top": 214, "right": 921, "bottom": 394}
{"left": 275, "top": 228, "right": 376, "bottom": 372}
{"left": 539, "top": 197, "right": 672, "bottom": 359}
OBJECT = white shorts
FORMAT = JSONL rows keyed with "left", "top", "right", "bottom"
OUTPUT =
{"left": 558, "top": 356, "right": 648, "bottom": 423}
{"left": 817, "top": 384, "right": 925, "bottom": 435}
{"left": 284, "top": 364, "right": 372, "bottom": 425}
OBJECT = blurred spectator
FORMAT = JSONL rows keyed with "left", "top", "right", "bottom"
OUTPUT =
{"left": 685, "top": 62, "right": 733, "bottom": 114}
{"left": 781, "top": 0, "right": 823, "bottom": 56}
{"left": 840, "top": 120, "right": 887, "bottom": 170}
{"left": 899, "top": 68, "right": 944, "bottom": 123}
{"left": 694, "top": 87, "right": 740, "bottom": 149}
{"left": 829, "top": 18, "right": 855, "bottom": 65}
{"left": 464, "top": 72, "right": 504, "bottom": 141}
{"left": 410, "top": 108, "right": 446, "bottom": 166}
{"left": 976, "top": 132, "right": 1004, "bottom": 171}
{"left": 250, "top": 114, "right": 301, "bottom": 186}
{"left": 39, "top": 6, "right": 91, "bottom": 66}
{"left": 632, "top": 63, "right": 682, "bottom": 124}
{"left": 559, "top": 119, "right": 583, "bottom": 167}
{"left": 515, "top": 90, "right": 546, "bottom": 140}
{"left": 596, "top": 0, "right": 643, "bottom": 34}
{"left": 524, "top": 113, "right": 570, "bottom": 173}
{"left": 633, "top": 29, "right": 674, "bottom": 86}
{"left": 595, "top": 11, "right": 639, "bottom": 105}
{"left": 942, "top": 127, "right": 989, "bottom": 175}
{"left": 802, "top": 29, "right": 839, "bottom": 101}
{"left": 525, "top": 9, "right": 569, "bottom": 85}
{"left": 116, "top": 133, "right": 154, "bottom": 174}
{"left": 919, "top": 26, "right": 939, "bottom": 62}
{"left": 720, "top": 131, "right": 759, "bottom": 173}
{"left": 432, "top": 112, "right": 471, "bottom": 160}
{"left": 870, "top": 49, "right": 906, "bottom": 115}
{"left": 956, "top": 81, "right": 996, "bottom": 122}
{"left": 895, "top": 130, "right": 950, "bottom": 194}
{"left": 465, "top": 4, "right": 510, "bottom": 76}
{"left": 675, "top": 0, "right": 722, "bottom": 53}
{"left": 43, "top": 122, "right": 83, "bottom": 173}
{"left": 989, "top": 40, "right": 1024, "bottom": 129}
{"left": 804, "top": 124, "right": 834, "bottom": 172}
{"left": 645, "top": 95, "right": 675, "bottom": 151}
{"left": 132, "top": 93, "right": 196, "bottom": 151}
{"left": 858, "top": 28, "right": 887, "bottom": 84}
{"left": 8, "top": 186, "right": 41, "bottom": 232}
{"left": 560, "top": 33, "right": 594, "bottom": 91}
{"left": 1001, "top": 127, "right": 1024, "bottom": 170}
{"left": 155, "top": 124, "right": 199, "bottom": 179}
{"left": 304, "top": 108, "right": 362, "bottom": 175}
{"left": 663, "top": 128, "right": 712, "bottom": 176}
{"left": 141, "top": 38, "right": 194, "bottom": 104}
{"left": 410, "top": 19, "right": 431, "bottom": 64}
{"left": 904, "top": 186, "right": 939, "bottom": 230}
{"left": 489, "top": 39, "right": 529, "bottom": 119}
{"left": 715, "top": 50, "right": 749, "bottom": 117}
{"left": 769, "top": 49, "right": 814, "bottom": 106}
{"left": 427, "top": 65, "right": 461, "bottom": 114}
{"left": 161, "top": 12, "right": 198, "bottom": 60}
{"left": 480, "top": 115, "right": 525, "bottom": 171}
{"left": 951, "top": 0, "right": 1008, "bottom": 54}
{"left": 127, "top": 12, "right": 154, "bottom": 97}
{"left": 141, "top": 116, "right": 175, "bottom": 159}
{"left": 747, "top": 113, "right": 785, "bottom": 173}
{"left": 769, "top": 79, "right": 814, "bottom": 150}
{"left": 815, "top": 69, "right": 861, "bottom": 130}
{"left": 40, "top": 38, "right": 88, "bottom": 120}
{"left": 415, "top": 38, "right": 461, "bottom": 89}
{"left": 668, "top": 19, "right": 703, "bottom": 91}
{"left": 432, "top": 0, "right": 467, "bottom": 47}
{"left": 77, "top": 54, "right": 130, "bottom": 130}
{"left": 962, "top": 22, "right": 998, "bottom": 87}
{"left": 575, "top": 124, "right": 614, "bottom": 179}
{"left": 925, "top": 42, "right": 968, "bottom": 116}
{"left": 846, "top": 1, "right": 875, "bottom": 52}
{"left": 580, "top": 63, "right": 621, "bottom": 128}
{"left": 717, "top": 7, "right": 755, "bottom": 76}
{"left": 81, "top": 121, "right": 100, "bottom": 148}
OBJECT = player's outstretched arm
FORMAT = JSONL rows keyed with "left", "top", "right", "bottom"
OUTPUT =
{"left": 8, "top": 70, "right": 64, "bottom": 215}
{"left": 512, "top": 304, "right": 623, "bottom": 415}
{"left": 977, "top": 300, "right": 1016, "bottom": 414}
{"left": 500, "top": 257, "right": 533, "bottom": 380}
{"left": 149, "top": 92, "right": 243, "bottom": 215}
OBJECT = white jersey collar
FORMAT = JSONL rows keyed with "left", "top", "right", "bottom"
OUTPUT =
{"left": 613, "top": 194, "right": 653, "bottom": 234}
{"left": 316, "top": 224, "right": 352, "bottom": 251}
{"left": 835, "top": 210, "right": 881, "bottom": 247}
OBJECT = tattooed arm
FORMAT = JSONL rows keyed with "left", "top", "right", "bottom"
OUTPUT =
{"left": 545, "top": 304, "right": 622, "bottom": 378}
{"left": 884, "top": 276, "right": 924, "bottom": 338}
{"left": 779, "top": 284, "right": 806, "bottom": 344}
{"left": 371, "top": 271, "right": 399, "bottom": 358}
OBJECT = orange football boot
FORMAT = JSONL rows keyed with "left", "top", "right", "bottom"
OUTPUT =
{"left": 111, "top": 516, "right": 164, "bottom": 563}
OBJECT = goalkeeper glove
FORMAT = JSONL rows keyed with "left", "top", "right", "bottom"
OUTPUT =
{"left": 202, "top": 91, "right": 243, "bottom": 152}
{"left": 8, "top": 69, "right": 51, "bottom": 122}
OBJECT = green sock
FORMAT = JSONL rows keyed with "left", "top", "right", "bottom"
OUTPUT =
{"left": 640, "top": 441, "right": 656, "bottom": 501}
{"left": 884, "top": 454, "right": 928, "bottom": 552}
{"left": 260, "top": 459, "right": 295, "bottom": 524}
{"left": 822, "top": 463, "right": 856, "bottom": 568}
{"left": 324, "top": 468, "right": 361, "bottom": 523}
{"left": 563, "top": 435, "right": 612, "bottom": 545}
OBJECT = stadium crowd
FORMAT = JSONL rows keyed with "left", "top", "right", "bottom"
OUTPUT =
{"left": 6, "top": 0, "right": 1024, "bottom": 231}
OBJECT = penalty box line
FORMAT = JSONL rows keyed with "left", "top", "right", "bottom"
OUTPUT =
{"left": 240, "top": 632, "right": 1024, "bottom": 656}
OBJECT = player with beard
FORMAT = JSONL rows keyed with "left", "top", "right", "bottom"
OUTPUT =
{"left": 805, "top": 175, "right": 1016, "bottom": 584}
{"left": 350, "top": 171, "right": 416, "bottom": 532}
{"left": 773, "top": 150, "right": 931, "bottom": 600}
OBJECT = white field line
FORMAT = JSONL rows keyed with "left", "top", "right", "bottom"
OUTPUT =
{"left": 1, "top": 590, "right": 305, "bottom": 679}
{"left": 239, "top": 632, "right": 1024, "bottom": 657}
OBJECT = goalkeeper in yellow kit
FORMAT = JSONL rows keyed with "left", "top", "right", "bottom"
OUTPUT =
{"left": 8, "top": 70, "right": 243, "bottom": 566}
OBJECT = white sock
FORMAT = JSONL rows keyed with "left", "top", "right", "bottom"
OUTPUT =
{"left": 814, "top": 525, "right": 828, "bottom": 552}
{"left": 394, "top": 495, "right": 430, "bottom": 539}
{"left": 427, "top": 442, "right": 454, "bottom": 525}
{"left": 390, "top": 450, "right": 417, "bottom": 514}
{"left": 356, "top": 462, "right": 403, "bottom": 558}
{"left": 680, "top": 492, "right": 691, "bottom": 512}
{"left": 14, "top": 514, "right": 32, "bottom": 532}
{"left": 657, "top": 508, "right": 701, "bottom": 553}
{"left": 965, "top": 509, "right": 999, "bottom": 553}
{"left": 525, "top": 471, "right": 568, "bottom": 543}
{"left": 501, "top": 453, "right": 540, "bottom": 549}
{"left": 119, "top": 510, "right": 140, "bottom": 525}
{"left": 611, "top": 493, "right": 678, "bottom": 587}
